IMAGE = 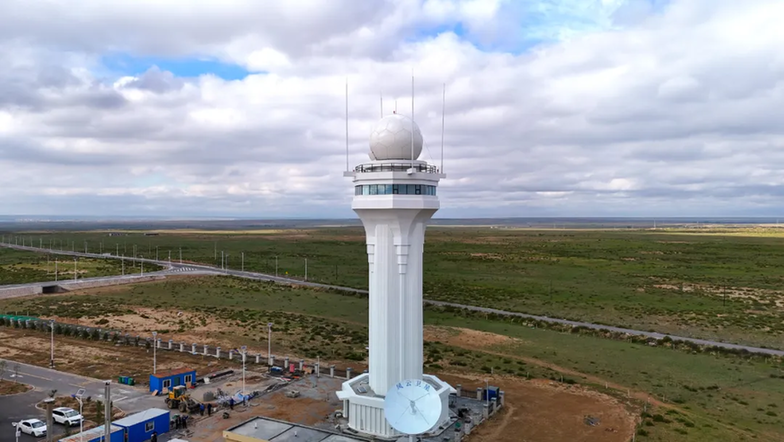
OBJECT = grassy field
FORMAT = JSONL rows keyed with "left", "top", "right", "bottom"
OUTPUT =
{"left": 13, "top": 227, "right": 784, "bottom": 349}
{"left": 1, "top": 275, "right": 782, "bottom": 441}
{"left": 0, "top": 247, "right": 157, "bottom": 285}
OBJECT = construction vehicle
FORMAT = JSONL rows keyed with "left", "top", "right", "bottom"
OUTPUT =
{"left": 164, "top": 385, "right": 202, "bottom": 413}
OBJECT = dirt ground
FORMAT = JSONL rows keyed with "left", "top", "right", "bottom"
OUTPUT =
{"left": 0, "top": 378, "right": 31, "bottom": 395}
{"left": 439, "top": 374, "right": 637, "bottom": 442}
{"left": 0, "top": 329, "right": 236, "bottom": 385}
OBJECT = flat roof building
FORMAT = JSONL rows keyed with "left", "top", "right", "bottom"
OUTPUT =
{"left": 223, "top": 416, "right": 366, "bottom": 442}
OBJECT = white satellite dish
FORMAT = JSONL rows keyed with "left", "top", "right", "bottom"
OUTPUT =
{"left": 384, "top": 379, "right": 443, "bottom": 437}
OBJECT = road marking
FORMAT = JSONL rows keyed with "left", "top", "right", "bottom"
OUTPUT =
{"left": 19, "top": 371, "right": 52, "bottom": 381}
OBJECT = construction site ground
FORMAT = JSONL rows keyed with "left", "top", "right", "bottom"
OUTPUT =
{"left": 0, "top": 321, "right": 637, "bottom": 442}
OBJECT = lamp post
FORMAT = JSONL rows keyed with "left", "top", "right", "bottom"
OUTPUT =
{"left": 152, "top": 331, "right": 158, "bottom": 374}
{"left": 267, "top": 323, "right": 273, "bottom": 365}
{"left": 241, "top": 346, "right": 247, "bottom": 395}
{"left": 49, "top": 320, "right": 55, "bottom": 369}
{"left": 71, "top": 388, "right": 85, "bottom": 442}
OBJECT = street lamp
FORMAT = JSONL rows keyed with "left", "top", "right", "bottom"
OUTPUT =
{"left": 152, "top": 331, "right": 158, "bottom": 374}
{"left": 240, "top": 346, "right": 247, "bottom": 395}
{"left": 71, "top": 388, "right": 85, "bottom": 442}
{"left": 49, "top": 320, "right": 55, "bottom": 368}
{"left": 267, "top": 323, "right": 273, "bottom": 365}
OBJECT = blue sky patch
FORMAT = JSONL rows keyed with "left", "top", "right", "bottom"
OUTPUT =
{"left": 101, "top": 53, "right": 251, "bottom": 80}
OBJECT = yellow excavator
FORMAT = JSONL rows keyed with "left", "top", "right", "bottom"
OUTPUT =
{"left": 164, "top": 385, "right": 201, "bottom": 413}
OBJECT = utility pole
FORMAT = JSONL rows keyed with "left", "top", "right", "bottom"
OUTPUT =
{"left": 214, "top": 241, "right": 217, "bottom": 261}
{"left": 179, "top": 247, "right": 182, "bottom": 264}
{"left": 121, "top": 255, "right": 124, "bottom": 275}
{"left": 168, "top": 250, "right": 171, "bottom": 263}
{"left": 241, "top": 345, "right": 247, "bottom": 394}
{"left": 44, "top": 398, "right": 54, "bottom": 442}
{"left": 241, "top": 252, "right": 245, "bottom": 272}
{"left": 268, "top": 323, "right": 273, "bottom": 365}
{"left": 116, "top": 244, "right": 119, "bottom": 256}
{"left": 275, "top": 256, "right": 278, "bottom": 277}
{"left": 152, "top": 331, "right": 158, "bottom": 374}
{"left": 155, "top": 246, "right": 158, "bottom": 261}
{"left": 55, "top": 259, "right": 58, "bottom": 282}
{"left": 49, "top": 320, "right": 55, "bottom": 368}
{"left": 104, "top": 381, "right": 111, "bottom": 442}
{"left": 73, "top": 258, "right": 77, "bottom": 281}
{"left": 221, "top": 251, "right": 225, "bottom": 270}
{"left": 141, "top": 256, "right": 144, "bottom": 276}
{"left": 305, "top": 258, "right": 308, "bottom": 281}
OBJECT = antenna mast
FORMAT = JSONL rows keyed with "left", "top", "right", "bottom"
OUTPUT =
{"left": 411, "top": 74, "right": 414, "bottom": 168}
{"left": 440, "top": 83, "right": 445, "bottom": 174}
{"left": 345, "top": 79, "right": 349, "bottom": 172}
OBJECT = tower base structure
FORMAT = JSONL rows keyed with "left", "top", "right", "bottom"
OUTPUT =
{"left": 336, "top": 373, "right": 455, "bottom": 439}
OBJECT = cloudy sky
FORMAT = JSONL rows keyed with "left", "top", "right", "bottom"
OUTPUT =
{"left": 0, "top": 0, "right": 782, "bottom": 219}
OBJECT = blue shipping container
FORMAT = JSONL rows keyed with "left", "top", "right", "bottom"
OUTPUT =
{"left": 149, "top": 368, "right": 197, "bottom": 394}
{"left": 113, "top": 408, "right": 170, "bottom": 442}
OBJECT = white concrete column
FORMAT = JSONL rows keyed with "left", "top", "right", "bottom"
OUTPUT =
{"left": 499, "top": 391, "right": 505, "bottom": 406}
{"left": 179, "top": 343, "right": 185, "bottom": 352}
{"left": 476, "top": 388, "right": 482, "bottom": 400}
{"left": 229, "top": 349, "right": 234, "bottom": 360}
{"left": 456, "top": 384, "right": 462, "bottom": 396}
{"left": 203, "top": 345, "right": 209, "bottom": 356}
{"left": 284, "top": 357, "right": 290, "bottom": 370}
{"left": 346, "top": 367, "right": 352, "bottom": 379}
{"left": 269, "top": 355, "right": 275, "bottom": 366}
{"left": 192, "top": 343, "right": 197, "bottom": 354}
{"left": 330, "top": 365, "right": 335, "bottom": 377}
{"left": 298, "top": 360, "right": 304, "bottom": 371}
{"left": 215, "top": 346, "right": 221, "bottom": 358}
{"left": 255, "top": 354, "right": 260, "bottom": 364}
{"left": 168, "top": 339, "right": 173, "bottom": 350}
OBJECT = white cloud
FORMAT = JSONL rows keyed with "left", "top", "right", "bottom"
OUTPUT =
{"left": 0, "top": 0, "right": 783, "bottom": 218}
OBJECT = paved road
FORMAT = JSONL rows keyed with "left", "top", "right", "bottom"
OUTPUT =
{"left": 3, "top": 243, "right": 783, "bottom": 357}
{"left": 0, "top": 360, "right": 162, "bottom": 442}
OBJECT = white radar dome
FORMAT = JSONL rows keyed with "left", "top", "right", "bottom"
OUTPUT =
{"left": 369, "top": 114, "right": 423, "bottom": 161}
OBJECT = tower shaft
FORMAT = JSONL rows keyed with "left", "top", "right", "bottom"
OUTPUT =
{"left": 358, "top": 208, "right": 435, "bottom": 395}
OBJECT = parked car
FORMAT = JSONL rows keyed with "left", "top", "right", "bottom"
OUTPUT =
{"left": 18, "top": 419, "right": 47, "bottom": 437}
{"left": 53, "top": 407, "right": 84, "bottom": 426}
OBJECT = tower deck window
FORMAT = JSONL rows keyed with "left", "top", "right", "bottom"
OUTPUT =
{"left": 354, "top": 185, "right": 436, "bottom": 196}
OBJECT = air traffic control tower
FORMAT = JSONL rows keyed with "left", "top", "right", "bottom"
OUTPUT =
{"left": 338, "top": 113, "right": 455, "bottom": 438}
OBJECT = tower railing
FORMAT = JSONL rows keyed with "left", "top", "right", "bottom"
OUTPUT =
{"left": 354, "top": 162, "right": 440, "bottom": 174}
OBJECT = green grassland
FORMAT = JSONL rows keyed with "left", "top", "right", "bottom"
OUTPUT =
{"left": 15, "top": 227, "right": 784, "bottom": 349}
{"left": 2, "top": 275, "right": 782, "bottom": 441}
{"left": 0, "top": 247, "right": 151, "bottom": 285}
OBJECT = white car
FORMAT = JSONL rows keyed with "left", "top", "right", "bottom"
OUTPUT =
{"left": 17, "top": 419, "right": 47, "bottom": 437}
{"left": 53, "top": 407, "right": 83, "bottom": 426}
